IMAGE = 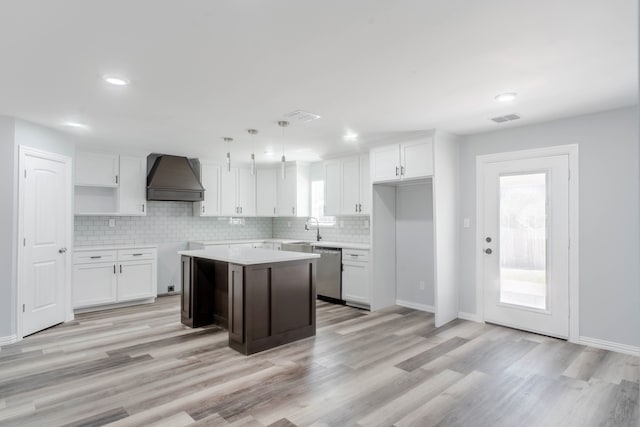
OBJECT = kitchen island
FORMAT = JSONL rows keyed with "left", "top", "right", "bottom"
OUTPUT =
{"left": 179, "top": 247, "right": 319, "bottom": 355}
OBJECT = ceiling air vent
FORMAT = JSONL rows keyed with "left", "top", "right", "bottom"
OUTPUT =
{"left": 284, "top": 110, "right": 322, "bottom": 122}
{"left": 491, "top": 113, "right": 521, "bottom": 123}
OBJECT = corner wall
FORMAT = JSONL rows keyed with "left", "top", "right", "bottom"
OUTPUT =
{"left": 458, "top": 106, "right": 639, "bottom": 347}
{"left": 0, "top": 117, "right": 16, "bottom": 341}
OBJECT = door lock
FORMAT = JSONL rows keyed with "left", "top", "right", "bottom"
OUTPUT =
{"left": 484, "top": 248, "right": 493, "bottom": 254}
{"left": 58, "top": 247, "right": 67, "bottom": 254}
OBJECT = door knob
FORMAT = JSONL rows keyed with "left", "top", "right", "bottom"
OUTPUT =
{"left": 484, "top": 248, "right": 492, "bottom": 254}
{"left": 58, "top": 247, "right": 67, "bottom": 254}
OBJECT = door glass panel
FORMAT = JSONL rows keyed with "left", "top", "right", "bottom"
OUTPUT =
{"left": 499, "top": 173, "right": 547, "bottom": 310}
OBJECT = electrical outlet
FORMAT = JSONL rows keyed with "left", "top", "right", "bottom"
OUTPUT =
{"left": 363, "top": 220, "right": 370, "bottom": 229}
{"left": 463, "top": 218, "right": 470, "bottom": 228}
{"left": 419, "top": 280, "right": 425, "bottom": 290}
{"left": 340, "top": 220, "right": 344, "bottom": 228}
{"left": 108, "top": 218, "right": 116, "bottom": 228}
{"left": 287, "top": 221, "right": 291, "bottom": 228}
{"left": 168, "top": 285, "right": 175, "bottom": 293}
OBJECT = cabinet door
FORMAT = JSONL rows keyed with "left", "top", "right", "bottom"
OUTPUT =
{"left": 256, "top": 168, "right": 277, "bottom": 216}
{"left": 359, "top": 154, "right": 371, "bottom": 214}
{"left": 119, "top": 156, "right": 147, "bottom": 215}
{"left": 237, "top": 167, "right": 256, "bottom": 216}
{"left": 76, "top": 152, "right": 119, "bottom": 186}
{"left": 342, "top": 261, "right": 370, "bottom": 305}
{"left": 342, "top": 156, "right": 360, "bottom": 215}
{"left": 73, "top": 262, "right": 117, "bottom": 308}
{"left": 323, "top": 160, "right": 342, "bottom": 216}
{"left": 118, "top": 260, "right": 157, "bottom": 301}
{"left": 220, "top": 167, "right": 238, "bottom": 216}
{"left": 401, "top": 139, "right": 434, "bottom": 179}
{"left": 371, "top": 145, "right": 401, "bottom": 183}
{"left": 276, "top": 166, "right": 296, "bottom": 216}
{"left": 196, "top": 163, "right": 221, "bottom": 217}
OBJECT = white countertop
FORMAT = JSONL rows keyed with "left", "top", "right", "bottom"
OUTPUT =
{"left": 179, "top": 247, "right": 320, "bottom": 265}
{"left": 74, "top": 244, "right": 158, "bottom": 252}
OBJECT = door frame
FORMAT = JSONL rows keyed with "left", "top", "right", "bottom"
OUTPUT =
{"left": 475, "top": 144, "right": 579, "bottom": 342}
{"left": 16, "top": 145, "right": 74, "bottom": 340}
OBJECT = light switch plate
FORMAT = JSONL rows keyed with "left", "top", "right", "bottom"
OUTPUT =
{"left": 463, "top": 218, "right": 470, "bottom": 228}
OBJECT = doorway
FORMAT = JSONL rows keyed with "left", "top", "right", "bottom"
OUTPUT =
{"left": 476, "top": 145, "right": 579, "bottom": 340}
{"left": 18, "top": 146, "right": 73, "bottom": 337}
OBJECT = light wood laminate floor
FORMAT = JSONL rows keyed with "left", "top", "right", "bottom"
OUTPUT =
{"left": 0, "top": 296, "right": 637, "bottom": 427}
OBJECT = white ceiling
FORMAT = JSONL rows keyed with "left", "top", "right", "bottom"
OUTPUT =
{"left": 0, "top": 0, "right": 637, "bottom": 163}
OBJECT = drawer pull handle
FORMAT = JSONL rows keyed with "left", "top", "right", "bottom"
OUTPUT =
{"left": 132, "top": 253, "right": 143, "bottom": 256}
{"left": 90, "top": 256, "right": 102, "bottom": 259}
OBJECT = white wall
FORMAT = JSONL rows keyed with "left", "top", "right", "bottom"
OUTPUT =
{"left": 458, "top": 106, "right": 639, "bottom": 347}
{"left": 0, "top": 117, "right": 16, "bottom": 339}
{"left": 396, "top": 183, "right": 434, "bottom": 307}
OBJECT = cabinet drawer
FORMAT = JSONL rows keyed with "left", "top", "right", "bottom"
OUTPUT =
{"left": 118, "top": 248, "right": 157, "bottom": 261}
{"left": 342, "top": 249, "right": 369, "bottom": 262}
{"left": 73, "top": 250, "right": 117, "bottom": 264}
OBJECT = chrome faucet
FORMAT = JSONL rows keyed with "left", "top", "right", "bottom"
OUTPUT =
{"left": 305, "top": 217, "right": 322, "bottom": 241}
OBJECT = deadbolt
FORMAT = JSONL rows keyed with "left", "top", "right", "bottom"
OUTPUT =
{"left": 485, "top": 237, "right": 492, "bottom": 243}
{"left": 484, "top": 248, "right": 492, "bottom": 254}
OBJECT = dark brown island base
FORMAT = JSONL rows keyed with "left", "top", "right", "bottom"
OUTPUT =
{"left": 179, "top": 247, "right": 319, "bottom": 355}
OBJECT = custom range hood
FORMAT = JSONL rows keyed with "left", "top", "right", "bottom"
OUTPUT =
{"left": 146, "top": 154, "right": 204, "bottom": 202}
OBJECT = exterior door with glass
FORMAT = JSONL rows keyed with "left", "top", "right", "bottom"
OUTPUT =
{"left": 482, "top": 154, "right": 569, "bottom": 338}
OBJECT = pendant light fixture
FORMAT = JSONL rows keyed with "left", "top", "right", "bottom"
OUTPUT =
{"left": 223, "top": 137, "right": 233, "bottom": 171}
{"left": 277, "top": 120, "right": 289, "bottom": 180}
{"left": 247, "top": 129, "right": 258, "bottom": 175}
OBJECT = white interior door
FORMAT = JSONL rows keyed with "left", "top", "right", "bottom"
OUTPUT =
{"left": 482, "top": 154, "right": 569, "bottom": 338}
{"left": 21, "top": 149, "right": 70, "bottom": 336}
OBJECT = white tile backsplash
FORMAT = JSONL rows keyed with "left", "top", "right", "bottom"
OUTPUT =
{"left": 74, "top": 201, "right": 272, "bottom": 246}
{"left": 272, "top": 217, "right": 370, "bottom": 243}
{"left": 75, "top": 201, "right": 370, "bottom": 247}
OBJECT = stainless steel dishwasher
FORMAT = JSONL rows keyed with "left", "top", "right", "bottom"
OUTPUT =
{"left": 312, "top": 247, "right": 342, "bottom": 301}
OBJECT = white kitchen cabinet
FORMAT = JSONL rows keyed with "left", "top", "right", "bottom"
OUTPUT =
{"left": 342, "top": 249, "right": 370, "bottom": 307}
{"left": 118, "top": 156, "right": 147, "bottom": 215}
{"left": 256, "top": 168, "right": 278, "bottom": 216}
{"left": 323, "top": 160, "right": 342, "bottom": 216}
{"left": 75, "top": 151, "right": 148, "bottom": 216}
{"left": 237, "top": 167, "right": 256, "bottom": 216}
{"left": 194, "top": 162, "right": 221, "bottom": 217}
{"left": 72, "top": 262, "right": 118, "bottom": 307}
{"left": 75, "top": 152, "right": 119, "bottom": 187}
{"left": 370, "top": 138, "right": 433, "bottom": 183}
{"left": 323, "top": 154, "right": 370, "bottom": 215}
{"left": 72, "top": 247, "right": 157, "bottom": 310}
{"left": 277, "top": 162, "right": 310, "bottom": 217}
{"left": 220, "top": 167, "right": 255, "bottom": 216}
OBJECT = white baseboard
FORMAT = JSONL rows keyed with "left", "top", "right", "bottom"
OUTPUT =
{"left": 457, "top": 311, "right": 483, "bottom": 323}
{"left": 396, "top": 300, "right": 435, "bottom": 313}
{"left": 73, "top": 297, "right": 156, "bottom": 314}
{"left": 0, "top": 334, "right": 19, "bottom": 347}
{"left": 578, "top": 336, "right": 640, "bottom": 357}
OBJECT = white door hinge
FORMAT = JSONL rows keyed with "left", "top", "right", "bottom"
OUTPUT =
{"left": 23, "top": 238, "right": 26, "bottom": 246}
{"left": 22, "top": 304, "right": 25, "bottom": 313}
{"left": 24, "top": 169, "right": 27, "bottom": 178}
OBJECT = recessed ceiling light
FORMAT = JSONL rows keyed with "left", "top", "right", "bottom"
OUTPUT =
{"left": 103, "top": 75, "right": 129, "bottom": 86}
{"left": 63, "top": 121, "right": 89, "bottom": 129}
{"left": 344, "top": 131, "right": 359, "bottom": 141}
{"left": 495, "top": 92, "right": 517, "bottom": 102}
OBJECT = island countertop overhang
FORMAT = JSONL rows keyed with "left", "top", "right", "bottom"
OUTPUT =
{"left": 179, "top": 247, "right": 320, "bottom": 266}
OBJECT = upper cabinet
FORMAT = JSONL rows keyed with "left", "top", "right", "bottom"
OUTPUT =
{"left": 220, "top": 166, "right": 255, "bottom": 217}
{"left": 277, "top": 162, "right": 310, "bottom": 217}
{"left": 323, "top": 154, "right": 370, "bottom": 216}
{"left": 256, "top": 168, "right": 278, "bottom": 217}
{"left": 76, "top": 152, "right": 119, "bottom": 187}
{"left": 193, "top": 162, "right": 221, "bottom": 217}
{"left": 75, "top": 151, "right": 146, "bottom": 216}
{"left": 370, "top": 138, "right": 433, "bottom": 183}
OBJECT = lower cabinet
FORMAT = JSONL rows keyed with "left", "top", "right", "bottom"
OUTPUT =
{"left": 341, "top": 249, "right": 370, "bottom": 307}
{"left": 73, "top": 247, "right": 157, "bottom": 310}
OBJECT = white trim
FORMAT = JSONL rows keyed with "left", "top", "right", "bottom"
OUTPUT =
{"left": 578, "top": 336, "right": 640, "bottom": 357}
{"left": 73, "top": 298, "right": 156, "bottom": 314}
{"left": 0, "top": 334, "right": 19, "bottom": 346}
{"left": 396, "top": 299, "right": 435, "bottom": 313}
{"left": 457, "top": 311, "right": 483, "bottom": 322}
{"left": 17, "top": 146, "right": 74, "bottom": 339}
{"left": 475, "top": 144, "right": 580, "bottom": 342}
